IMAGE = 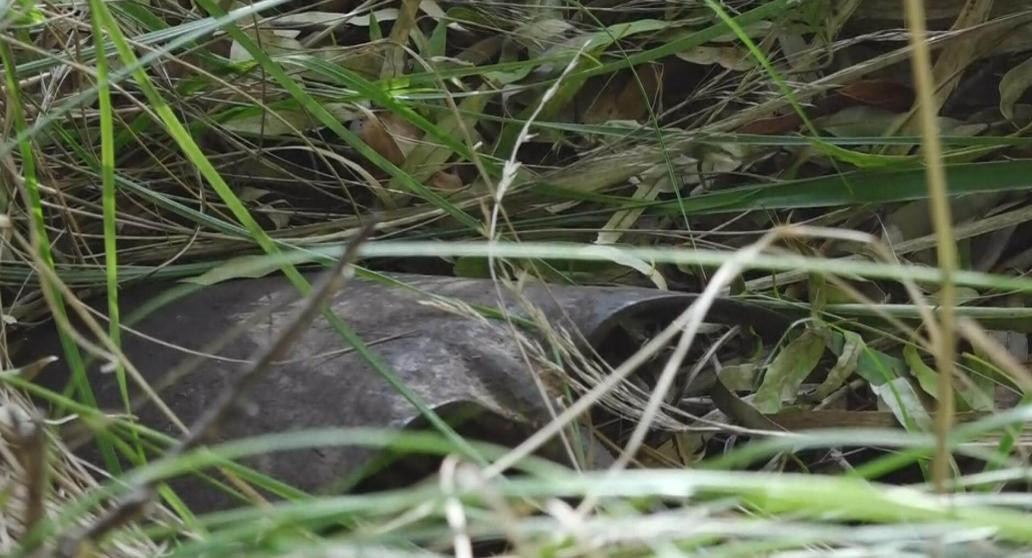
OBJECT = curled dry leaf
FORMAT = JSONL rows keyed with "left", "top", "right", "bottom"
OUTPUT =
{"left": 428, "top": 170, "right": 464, "bottom": 191}
{"left": 676, "top": 45, "right": 753, "bottom": 71}
{"left": 456, "top": 35, "right": 505, "bottom": 66}
{"left": 354, "top": 113, "right": 422, "bottom": 166}
{"left": 579, "top": 65, "right": 662, "bottom": 124}
{"left": 999, "top": 55, "right": 1032, "bottom": 123}
{"left": 354, "top": 113, "right": 467, "bottom": 192}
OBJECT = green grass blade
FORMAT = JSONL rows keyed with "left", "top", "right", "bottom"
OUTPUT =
{"left": 193, "top": 0, "right": 482, "bottom": 232}
{"left": 284, "top": 54, "right": 492, "bottom": 174}
{"left": 0, "top": 40, "right": 121, "bottom": 474}
{"left": 0, "top": 0, "right": 294, "bottom": 161}
{"left": 89, "top": 0, "right": 481, "bottom": 464}
{"left": 533, "top": 159, "right": 1032, "bottom": 214}
{"left": 88, "top": 3, "right": 142, "bottom": 463}
{"left": 571, "top": 0, "right": 793, "bottom": 81}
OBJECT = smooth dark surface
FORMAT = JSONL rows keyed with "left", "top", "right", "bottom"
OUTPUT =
{"left": 25, "top": 273, "right": 790, "bottom": 511}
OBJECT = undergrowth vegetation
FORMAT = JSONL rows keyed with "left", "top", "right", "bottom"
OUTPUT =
{"left": 4, "top": 0, "right": 1032, "bottom": 556}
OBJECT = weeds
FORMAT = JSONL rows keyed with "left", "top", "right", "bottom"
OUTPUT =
{"left": 3, "top": 1, "right": 1032, "bottom": 556}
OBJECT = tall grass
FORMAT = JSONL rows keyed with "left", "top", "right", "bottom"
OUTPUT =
{"left": 2, "top": 0, "right": 1032, "bottom": 556}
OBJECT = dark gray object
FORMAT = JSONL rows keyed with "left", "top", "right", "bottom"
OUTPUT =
{"left": 26, "top": 273, "right": 789, "bottom": 511}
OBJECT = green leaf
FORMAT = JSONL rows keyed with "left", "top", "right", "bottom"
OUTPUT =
{"left": 427, "top": 17, "right": 448, "bottom": 58}
{"left": 645, "top": 159, "right": 1032, "bottom": 215}
{"left": 871, "top": 377, "right": 933, "bottom": 432}
{"left": 1000, "top": 55, "right": 1032, "bottom": 123}
{"left": 815, "top": 330, "right": 863, "bottom": 399}
{"left": 854, "top": 343, "right": 905, "bottom": 387}
{"left": 754, "top": 329, "right": 826, "bottom": 414}
{"left": 718, "top": 361, "right": 762, "bottom": 392}
{"left": 182, "top": 255, "right": 284, "bottom": 286}
{"left": 905, "top": 344, "right": 939, "bottom": 399}
{"left": 955, "top": 356, "right": 997, "bottom": 413}
{"left": 908, "top": 347, "right": 995, "bottom": 413}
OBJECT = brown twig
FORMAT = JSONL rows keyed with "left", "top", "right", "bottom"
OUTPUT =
{"left": 903, "top": 0, "right": 959, "bottom": 495}
{"left": 0, "top": 406, "right": 48, "bottom": 538}
{"left": 56, "top": 223, "right": 375, "bottom": 557}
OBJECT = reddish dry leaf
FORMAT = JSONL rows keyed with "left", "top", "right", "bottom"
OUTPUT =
{"left": 355, "top": 113, "right": 423, "bottom": 166}
{"left": 355, "top": 116, "right": 406, "bottom": 165}
{"left": 355, "top": 113, "right": 464, "bottom": 191}
{"left": 428, "top": 170, "right": 464, "bottom": 191}
{"left": 836, "top": 79, "right": 914, "bottom": 112}
{"left": 736, "top": 112, "right": 804, "bottom": 135}
{"left": 736, "top": 79, "right": 913, "bottom": 135}
{"left": 770, "top": 409, "right": 986, "bottom": 430}
{"left": 379, "top": 113, "right": 424, "bottom": 158}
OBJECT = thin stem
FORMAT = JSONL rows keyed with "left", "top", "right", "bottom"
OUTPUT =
{"left": 902, "top": 0, "right": 958, "bottom": 494}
